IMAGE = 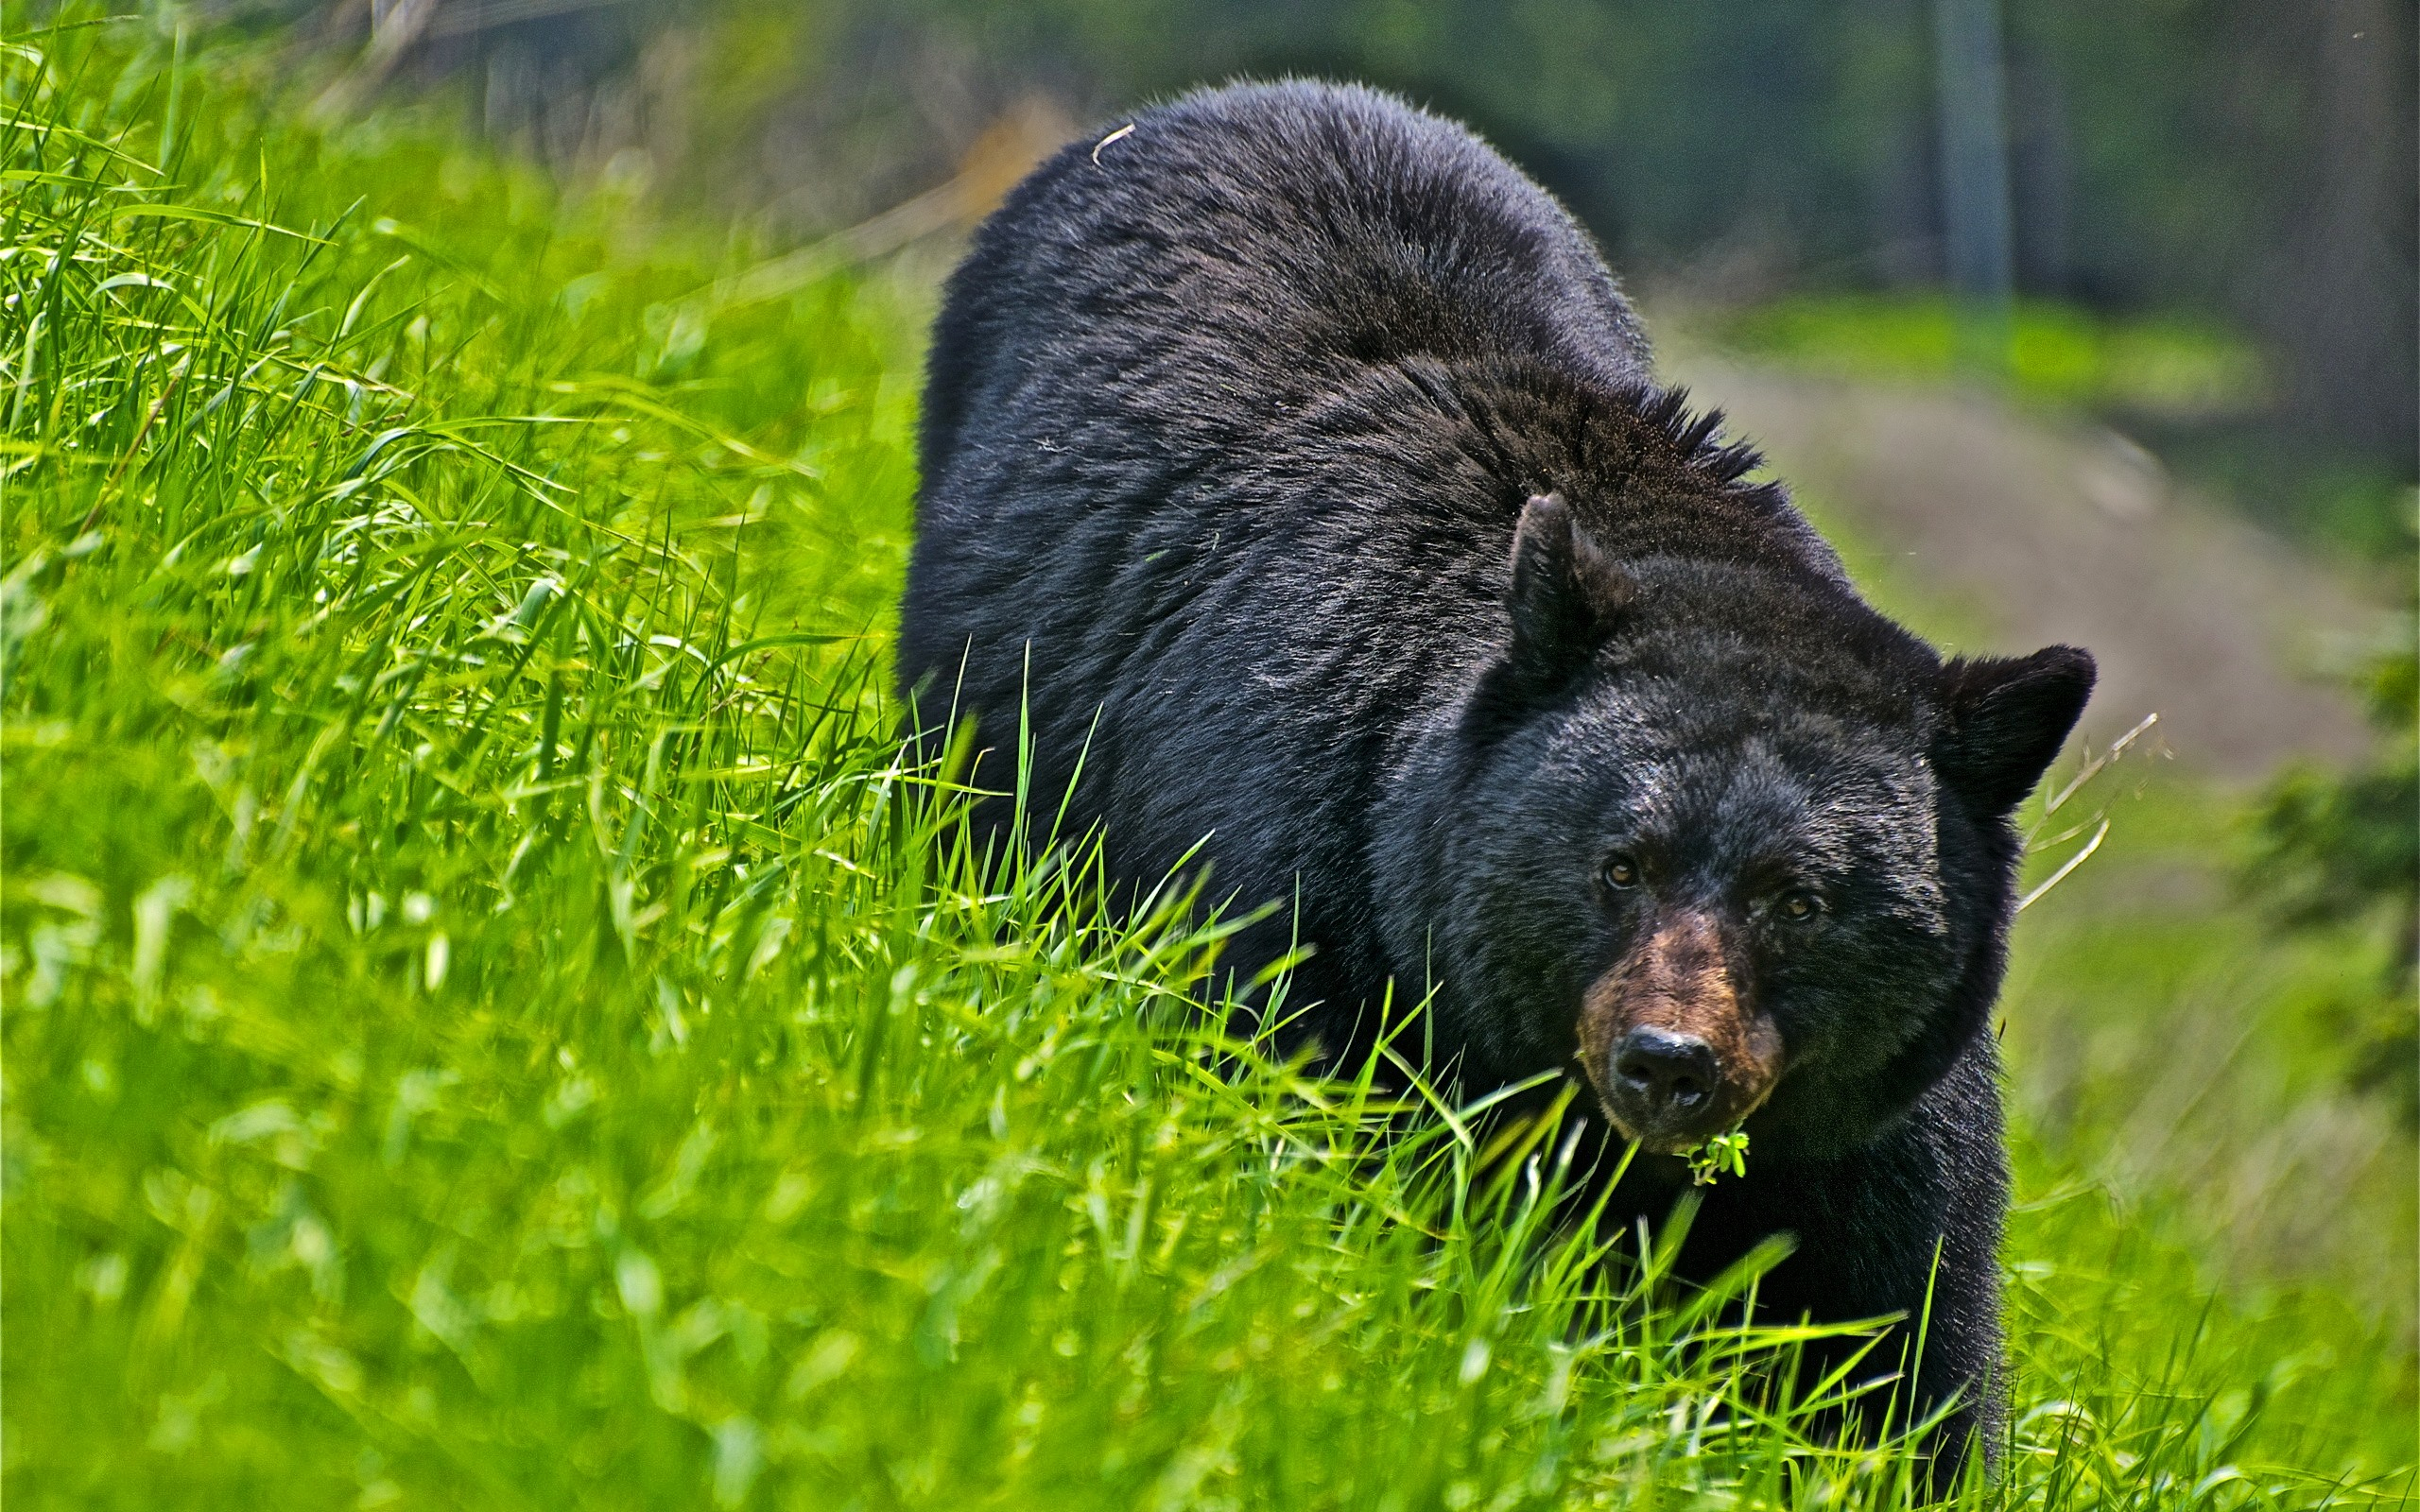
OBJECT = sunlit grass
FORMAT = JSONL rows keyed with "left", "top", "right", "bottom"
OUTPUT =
{"left": 3, "top": 12, "right": 2412, "bottom": 1508}
{"left": 2005, "top": 771, "right": 2419, "bottom": 1344}
{"left": 1702, "top": 294, "right": 2267, "bottom": 421}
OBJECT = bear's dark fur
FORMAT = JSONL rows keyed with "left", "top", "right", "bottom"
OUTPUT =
{"left": 899, "top": 80, "right": 2093, "bottom": 1483}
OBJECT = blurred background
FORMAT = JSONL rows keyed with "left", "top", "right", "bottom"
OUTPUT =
{"left": 218, "top": 0, "right": 2414, "bottom": 1340}
{"left": 278, "top": 0, "right": 2416, "bottom": 534}
{"left": 265, "top": 0, "right": 2419, "bottom": 751}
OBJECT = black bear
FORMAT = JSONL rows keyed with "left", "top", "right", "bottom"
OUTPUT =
{"left": 899, "top": 81, "right": 2093, "bottom": 1484}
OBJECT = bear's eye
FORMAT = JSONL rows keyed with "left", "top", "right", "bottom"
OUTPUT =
{"left": 1775, "top": 889, "right": 1823, "bottom": 922}
{"left": 1600, "top": 853, "right": 1641, "bottom": 891}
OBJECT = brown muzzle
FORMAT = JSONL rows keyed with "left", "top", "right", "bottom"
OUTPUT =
{"left": 1577, "top": 911, "right": 1783, "bottom": 1151}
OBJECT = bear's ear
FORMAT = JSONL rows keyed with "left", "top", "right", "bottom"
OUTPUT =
{"left": 1931, "top": 646, "right": 2097, "bottom": 816}
{"left": 1505, "top": 491, "right": 1632, "bottom": 687}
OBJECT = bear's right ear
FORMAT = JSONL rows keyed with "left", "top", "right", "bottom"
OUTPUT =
{"left": 1931, "top": 645, "right": 2097, "bottom": 817}
{"left": 1505, "top": 492, "right": 1632, "bottom": 689}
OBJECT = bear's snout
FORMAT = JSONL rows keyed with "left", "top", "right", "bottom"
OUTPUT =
{"left": 1578, "top": 911, "right": 1784, "bottom": 1151}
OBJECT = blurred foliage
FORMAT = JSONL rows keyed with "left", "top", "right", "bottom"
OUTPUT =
{"left": 1025, "top": 0, "right": 2416, "bottom": 461}
{"left": 2246, "top": 593, "right": 2420, "bottom": 1127}
{"left": 2007, "top": 769, "right": 2417, "bottom": 1321}
{"left": 1694, "top": 291, "right": 2416, "bottom": 562}
{"left": 2153, "top": 441, "right": 2420, "bottom": 568}
{"left": 1707, "top": 294, "right": 2267, "bottom": 420}
{"left": 255, "top": 0, "right": 2415, "bottom": 556}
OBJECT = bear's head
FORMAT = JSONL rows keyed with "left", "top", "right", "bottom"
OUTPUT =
{"left": 1393, "top": 491, "right": 2094, "bottom": 1161}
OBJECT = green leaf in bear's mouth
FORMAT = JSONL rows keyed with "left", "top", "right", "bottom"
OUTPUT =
{"left": 1685, "top": 1127, "right": 1751, "bottom": 1186}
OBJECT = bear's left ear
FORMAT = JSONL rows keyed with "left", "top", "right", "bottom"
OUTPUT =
{"left": 1505, "top": 491, "right": 1633, "bottom": 688}
{"left": 1931, "top": 645, "right": 2097, "bottom": 816}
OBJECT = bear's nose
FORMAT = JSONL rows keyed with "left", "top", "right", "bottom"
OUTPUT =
{"left": 1613, "top": 1025, "right": 1719, "bottom": 1119}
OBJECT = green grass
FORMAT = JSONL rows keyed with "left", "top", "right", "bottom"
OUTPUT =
{"left": 1700, "top": 294, "right": 2266, "bottom": 421}
{"left": 5, "top": 14, "right": 2413, "bottom": 1508}
{"left": 2004, "top": 775, "right": 2418, "bottom": 1340}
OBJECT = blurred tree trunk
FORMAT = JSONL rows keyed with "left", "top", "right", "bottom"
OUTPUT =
{"left": 2007, "top": 44, "right": 2073, "bottom": 297}
{"left": 1934, "top": 0, "right": 2015, "bottom": 372}
{"left": 2259, "top": 0, "right": 2416, "bottom": 457}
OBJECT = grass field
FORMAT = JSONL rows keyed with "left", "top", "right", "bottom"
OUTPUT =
{"left": 5, "top": 15, "right": 2413, "bottom": 1508}
{"left": 1701, "top": 295, "right": 2266, "bottom": 422}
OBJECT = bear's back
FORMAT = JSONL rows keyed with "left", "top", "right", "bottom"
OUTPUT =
{"left": 898, "top": 81, "right": 1737, "bottom": 1019}
{"left": 916, "top": 80, "right": 1651, "bottom": 499}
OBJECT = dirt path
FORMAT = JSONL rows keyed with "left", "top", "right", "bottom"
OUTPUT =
{"left": 1662, "top": 352, "right": 2384, "bottom": 781}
